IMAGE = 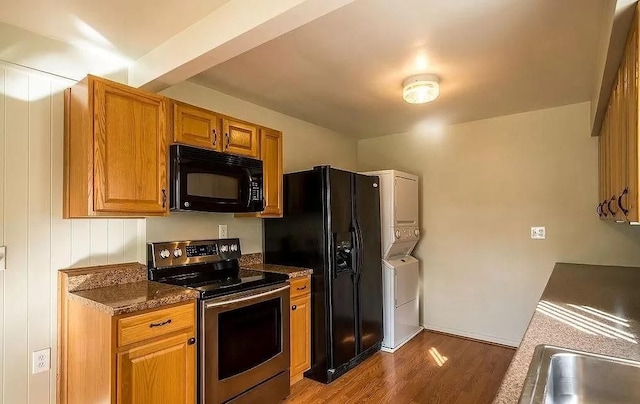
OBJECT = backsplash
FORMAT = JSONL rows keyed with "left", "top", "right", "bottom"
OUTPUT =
{"left": 146, "top": 211, "right": 263, "bottom": 253}
{"left": 239, "top": 253, "right": 263, "bottom": 266}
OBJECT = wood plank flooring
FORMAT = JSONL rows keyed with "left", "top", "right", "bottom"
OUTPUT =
{"left": 285, "top": 330, "right": 515, "bottom": 404}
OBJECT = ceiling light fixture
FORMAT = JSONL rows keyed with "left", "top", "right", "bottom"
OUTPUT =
{"left": 403, "top": 74, "right": 440, "bottom": 104}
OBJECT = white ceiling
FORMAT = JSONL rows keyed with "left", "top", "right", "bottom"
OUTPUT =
{"left": 0, "top": 0, "right": 230, "bottom": 60}
{"left": 191, "top": 0, "right": 609, "bottom": 138}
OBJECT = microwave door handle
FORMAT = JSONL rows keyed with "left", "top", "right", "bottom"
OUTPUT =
{"left": 245, "top": 169, "right": 253, "bottom": 208}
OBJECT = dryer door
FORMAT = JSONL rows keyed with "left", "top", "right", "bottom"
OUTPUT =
{"left": 392, "top": 256, "right": 419, "bottom": 307}
{"left": 394, "top": 176, "right": 418, "bottom": 226}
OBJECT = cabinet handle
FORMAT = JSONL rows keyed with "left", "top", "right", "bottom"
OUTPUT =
{"left": 162, "top": 189, "right": 167, "bottom": 209}
{"left": 149, "top": 319, "right": 172, "bottom": 328}
{"left": 618, "top": 188, "right": 630, "bottom": 216}
{"left": 601, "top": 200, "right": 609, "bottom": 217}
{"left": 212, "top": 129, "right": 217, "bottom": 147}
{"left": 188, "top": 337, "right": 196, "bottom": 345}
{"left": 292, "top": 305, "right": 297, "bottom": 311}
{"left": 596, "top": 203, "right": 603, "bottom": 217}
{"left": 225, "top": 132, "right": 230, "bottom": 149}
{"left": 608, "top": 196, "right": 618, "bottom": 216}
{"left": 296, "top": 285, "right": 307, "bottom": 291}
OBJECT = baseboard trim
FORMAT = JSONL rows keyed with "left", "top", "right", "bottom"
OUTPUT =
{"left": 381, "top": 327, "right": 424, "bottom": 353}
{"left": 422, "top": 324, "right": 519, "bottom": 348}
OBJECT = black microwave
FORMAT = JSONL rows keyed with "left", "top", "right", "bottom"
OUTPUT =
{"left": 170, "top": 145, "right": 264, "bottom": 213}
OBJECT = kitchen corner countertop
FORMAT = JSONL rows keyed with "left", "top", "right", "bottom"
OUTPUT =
{"left": 68, "top": 281, "right": 200, "bottom": 316}
{"left": 241, "top": 263, "right": 313, "bottom": 279}
{"left": 494, "top": 263, "right": 640, "bottom": 403}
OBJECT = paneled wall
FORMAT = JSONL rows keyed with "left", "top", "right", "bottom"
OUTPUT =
{"left": 0, "top": 63, "right": 146, "bottom": 404}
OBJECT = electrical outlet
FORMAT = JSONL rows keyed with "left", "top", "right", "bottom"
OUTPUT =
{"left": 531, "top": 227, "right": 546, "bottom": 240}
{"left": 32, "top": 348, "right": 50, "bottom": 374}
{"left": 0, "top": 246, "right": 5, "bottom": 270}
{"left": 218, "top": 225, "right": 228, "bottom": 239}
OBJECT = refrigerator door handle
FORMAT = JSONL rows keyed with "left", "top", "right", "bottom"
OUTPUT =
{"left": 354, "top": 225, "right": 364, "bottom": 275}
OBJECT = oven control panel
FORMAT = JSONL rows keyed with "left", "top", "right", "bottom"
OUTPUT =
{"left": 185, "top": 243, "right": 218, "bottom": 258}
{"left": 148, "top": 239, "right": 241, "bottom": 269}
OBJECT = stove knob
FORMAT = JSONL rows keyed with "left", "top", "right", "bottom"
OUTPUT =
{"left": 414, "top": 229, "right": 420, "bottom": 237}
{"left": 220, "top": 245, "right": 228, "bottom": 253}
{"left": 159, "top": 249, "right": 170, "bottom": 259}
{"left": 173, "top": 248, "right": 183, "bottom": 258}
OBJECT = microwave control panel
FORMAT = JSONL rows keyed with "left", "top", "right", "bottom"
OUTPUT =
{"left": 250, "top": 181, "right": 262, "bottom": 201}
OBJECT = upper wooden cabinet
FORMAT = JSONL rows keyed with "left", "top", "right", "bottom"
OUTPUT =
{"left": 171, "top": 101, "right": 221, "bottom": 151}
{"left": 235, "top": 127, "right": 284, "bottom": 218}
{"left": 598, "top": 6, "right": 639, "bottom": 223}
{"left": 64, "top": 75, "right": 168, "bottom": 218}
{"left": 222, "top": 117, "right": 259, "bottom": 158}
{"left": 260, "top": 128, "right": 284, "bottom": 217}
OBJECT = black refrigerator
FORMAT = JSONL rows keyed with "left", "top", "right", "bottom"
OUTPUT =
{"left": 263, "top": 166, "right": 383, "bottom": 383}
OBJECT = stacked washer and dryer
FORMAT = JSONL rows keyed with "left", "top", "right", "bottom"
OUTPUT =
{"left": 362, "top": 169, "right": 422, "bottom": 352}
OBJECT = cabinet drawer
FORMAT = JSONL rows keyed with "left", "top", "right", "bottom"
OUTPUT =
{"left": 289, "top": 276, "right": 310, "bottom": 299}
{"left": 117, "top": 302, "right": 195, "bottom": 347}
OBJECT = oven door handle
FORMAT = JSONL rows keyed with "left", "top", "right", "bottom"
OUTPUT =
{"left": 204, "top": 285, "right": 290, "bottom": 309}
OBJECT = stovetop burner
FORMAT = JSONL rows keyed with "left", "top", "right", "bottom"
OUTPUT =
{"left": 147, "top": 239, "right": 288, "bottom": 299}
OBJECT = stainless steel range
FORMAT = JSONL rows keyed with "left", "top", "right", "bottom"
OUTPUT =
{"left": 148, "top": 239, "right": 290, "bottom": 404}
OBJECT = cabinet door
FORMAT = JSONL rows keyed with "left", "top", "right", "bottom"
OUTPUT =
{"left": 117, "top": 332, "right": 196, "bottom": 404}
{"left": 93, "top": 79, "right": 168, "bottom": 214}
{"left": 627, "top": 20, "right": 639, "bottom": 222}
{"left": 222, "top": 117, "right": 259, "bottom": 158}
{"left": 261, "top": 128, "right": 283, "bottom": 217}
{"left": 173, "top": 102, "right": 221, "bottom": 151}
{"left": 290, "top": 293, "right": 311, "bottom": 382}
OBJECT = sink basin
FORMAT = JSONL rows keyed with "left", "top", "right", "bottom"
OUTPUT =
{"left": 519, "top": 345, "right": 640, "bottom": 404}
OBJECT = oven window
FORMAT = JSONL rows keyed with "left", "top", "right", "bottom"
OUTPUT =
{"left": 218, "top": 298, "right": 282, "bottom": 380}
{"left": 186, "top": 173, "right": 239, "bottom": 199}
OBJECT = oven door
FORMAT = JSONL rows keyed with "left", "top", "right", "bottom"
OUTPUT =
{"left": 201, "top": 284, "right": 290, "bottom": 404}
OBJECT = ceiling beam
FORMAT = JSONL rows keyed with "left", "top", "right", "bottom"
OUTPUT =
{"left": 128, "top": 0, "right": 355, "bottom": 92}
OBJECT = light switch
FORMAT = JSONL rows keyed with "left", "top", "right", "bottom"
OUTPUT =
{"left": 531, "top": 227, "right": 546, "bottom": 240}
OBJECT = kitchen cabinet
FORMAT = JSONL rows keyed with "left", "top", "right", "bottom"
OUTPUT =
{"left": 117, "top": 332, "right": 196, "bottom": 404}
{"left": 598, "top": 6, "right": 640, "bottom": 223}
{"left": 289, "top": 276, "right": 311, "bottom": 385}
{"left": 222, "top": 117, "right": 260, "bottom": 158}
{"left": 64, "top": 75, "right": 168, "bottom": 217}
{"left": 171, "top": 100, "right": 221, "bottom": 151}
{"left": 236, "top": 127, "right": 284, "bottom": 218}
{"left": 61, "top": 298, "right": 197, "bottom": 404}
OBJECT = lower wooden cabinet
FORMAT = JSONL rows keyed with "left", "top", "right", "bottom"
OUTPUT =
{"left": 60, "top": 299, "right": 197, "bottom": 404}
{"left": 289, "top": 276, "right": 311, "bottom": 385}
{"left": 118, "top": 331, "right": 196, "bottom": 404}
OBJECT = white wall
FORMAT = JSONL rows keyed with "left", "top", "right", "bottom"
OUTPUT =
{"left": 0, "top": 63, "right": 146, "bottom": 404}
{"left": 358, "top": 102, "right": 640, "bottom": 346}
{"left": 147, "top": 82, "right": 358, "bottom": 251}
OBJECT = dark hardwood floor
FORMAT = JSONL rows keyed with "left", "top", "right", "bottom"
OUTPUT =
{"left": 285, "top": 330, "right": 514, "bottom": 404}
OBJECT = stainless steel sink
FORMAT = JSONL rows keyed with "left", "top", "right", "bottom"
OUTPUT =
{"left": 519, "top": 345, "right": 640, "bottom": 404}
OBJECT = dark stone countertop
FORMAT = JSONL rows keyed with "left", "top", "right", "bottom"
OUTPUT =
{"left": 494, "top": 263, "right": 640, "bottom": 403}
{"left": 68, "top": 280, "right": 199, "bottom": 316}
{"left": 241, "top": 263, "right": 313, "bottom": 279}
